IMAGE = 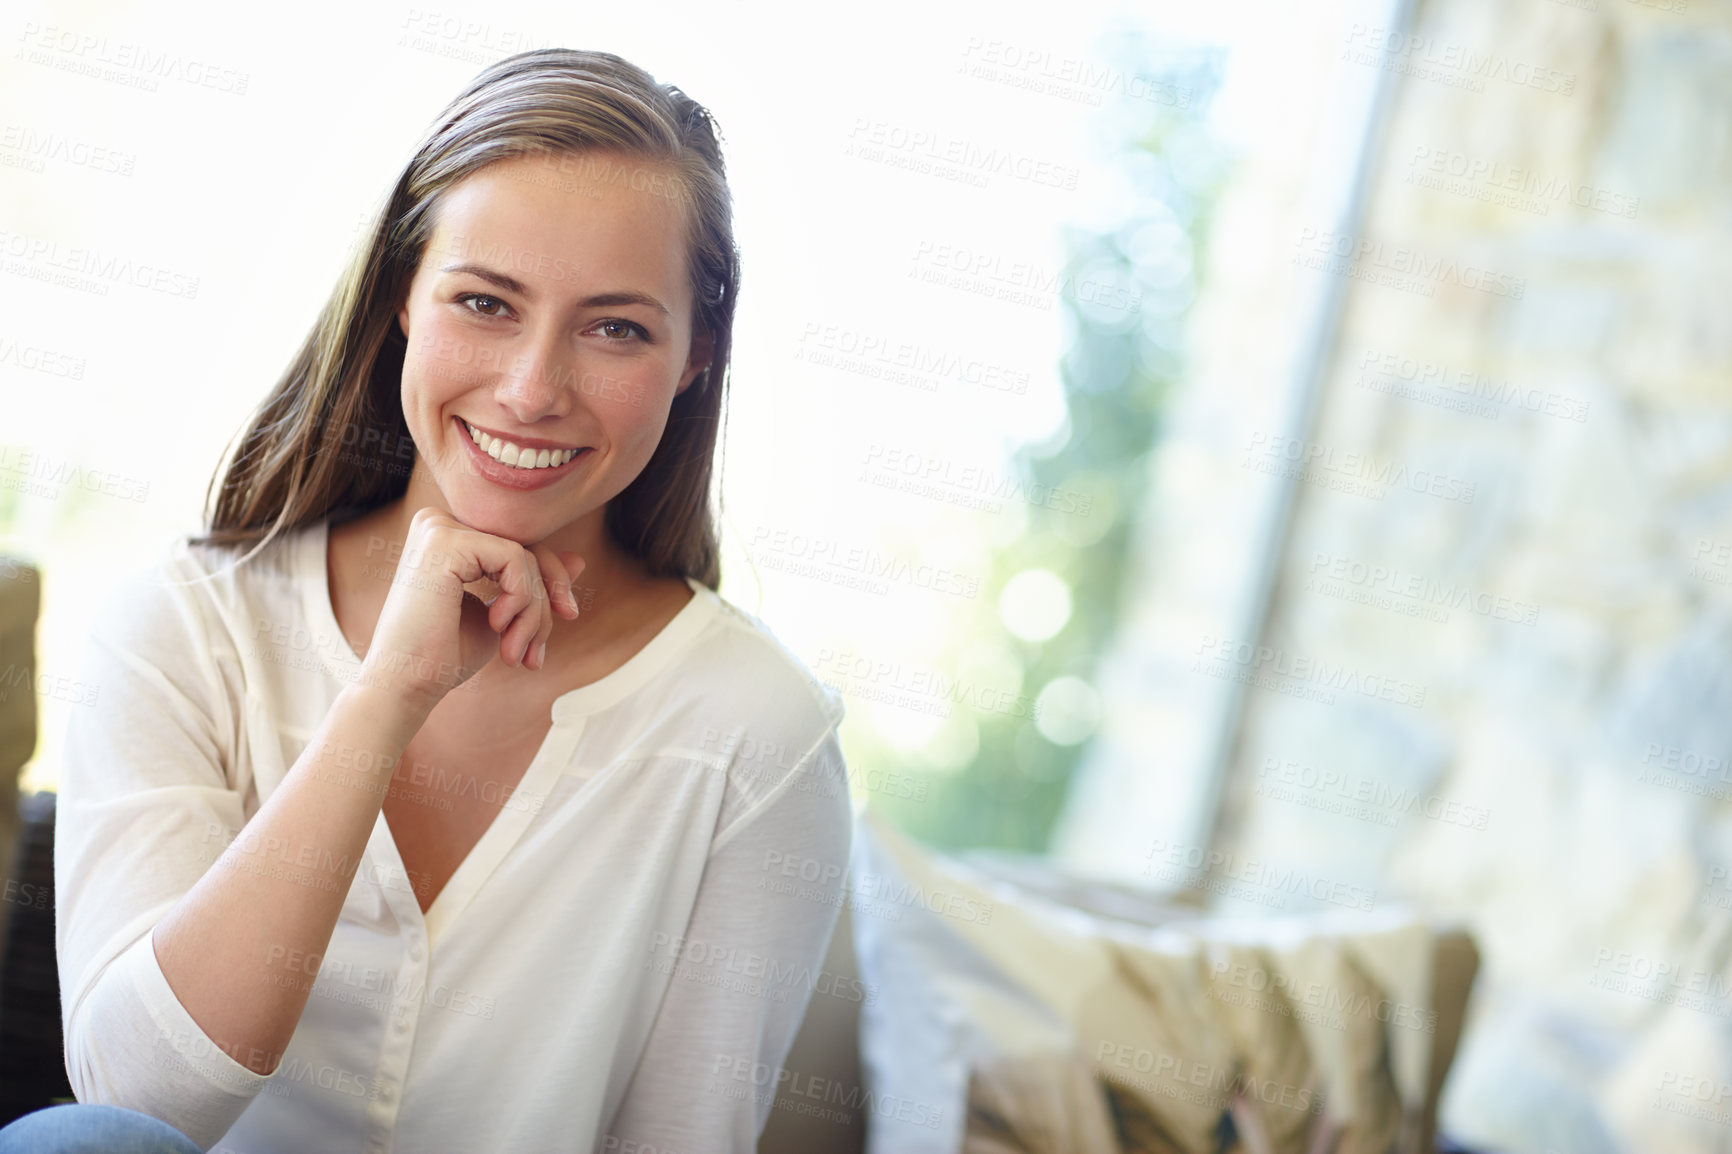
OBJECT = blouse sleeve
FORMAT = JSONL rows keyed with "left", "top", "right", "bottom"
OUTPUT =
{"left": 54, "top": 554, "right": 274, "bottom": 1149}
{"left": 602, "top": 722, "right": 855, "bottom": 1152}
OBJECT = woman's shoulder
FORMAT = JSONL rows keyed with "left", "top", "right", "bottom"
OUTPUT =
{"left": 668, "top": 586, "right": 852, "bottom": 841}
{"left": 176, "top": 518, "right": 318, "bottom": 586}
{"left": 673, "top": 582, "right": 846, "bottom": 742}
{"left": 91, "top": 519, "right": 320, "bottom": 654}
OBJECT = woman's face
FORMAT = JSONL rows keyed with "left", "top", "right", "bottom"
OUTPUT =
{"left": 395, "top": 149, "right": 711, "bottom": 548}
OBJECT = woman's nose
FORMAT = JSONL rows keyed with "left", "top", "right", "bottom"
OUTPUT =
{"left": 495, "top": 333, "right": 576, "bottom": 419}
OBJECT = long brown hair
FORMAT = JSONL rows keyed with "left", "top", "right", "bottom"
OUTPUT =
{"left": 190, "top": 49, "right": 739, "bottom": 588}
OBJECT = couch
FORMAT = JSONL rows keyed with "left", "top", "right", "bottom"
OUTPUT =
{"left": 761, "top": 876, "right": 1479, "bottom": 1154}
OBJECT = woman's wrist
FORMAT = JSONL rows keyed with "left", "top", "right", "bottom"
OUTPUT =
{"left": 333, "top": 678, "right": 438, "bottom": 748}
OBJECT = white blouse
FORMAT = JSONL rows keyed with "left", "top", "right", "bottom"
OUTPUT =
{"left": 54, "top": 514, "right": 855, "bottom": 1153}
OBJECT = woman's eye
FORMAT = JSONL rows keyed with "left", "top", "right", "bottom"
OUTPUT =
{"left": 458, "top": 293, "right": 508, "bottom": 317}
{"left": 597, "top": 319, "right": 648, "bottom": 343}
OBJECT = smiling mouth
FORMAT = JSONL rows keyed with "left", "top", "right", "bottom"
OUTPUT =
{"left": 461, "top": 418, "right": 588, "bottom": 470}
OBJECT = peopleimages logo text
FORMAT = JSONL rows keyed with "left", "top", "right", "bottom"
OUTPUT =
{"left": 1195, "top": 633, "right": 1426, "bottom": 709}
{"left": 1293, "top": 227, "right": 1525, "bottom": 299}
{"left": 1244, "top": 431, "right": 1477, "bottom": 504}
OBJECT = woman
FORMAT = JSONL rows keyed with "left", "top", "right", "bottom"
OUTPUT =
{"left": 6, "top": 48, "right": 853, "bottom": 1154}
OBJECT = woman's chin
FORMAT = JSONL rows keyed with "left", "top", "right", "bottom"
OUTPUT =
{"left": 434, "top": 495, "right": 523, "bottom": 537}
{"left": 446, "top": 496, "right": 580, "bottom": 547}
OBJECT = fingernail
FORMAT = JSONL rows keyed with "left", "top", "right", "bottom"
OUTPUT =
{"left": 537, "top": 641, "right": 547, "bottom": 667}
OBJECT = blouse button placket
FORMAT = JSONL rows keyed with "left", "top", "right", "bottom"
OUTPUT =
{"left": 366, "top": 928, "right": 427, "bottom": 1148}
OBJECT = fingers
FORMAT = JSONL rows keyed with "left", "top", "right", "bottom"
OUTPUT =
{"left": 557, "top": 551, "right": 587, "bottom": 611}
{"left": 423, "top": 523, "right": 542, "bottom": 669}
{"left": 491, "top": 544, "right": 547, "bottom": 669}
{"left": 563, "top": 552, "right": 588, "bottom": 604}
{"left": 412, "top": 510, "right": 587, "bottom": 673}
{"left": 515, "top": 543, "right": 565, "bottom": 670}
{"left": 519, "top": 549, "right": 588, "bottom": 669}
{"left": 483, "top": 542, "right": 579, "bottom": 671}
{"left": 528, "top": 542, "right": 581, "bottom": 621}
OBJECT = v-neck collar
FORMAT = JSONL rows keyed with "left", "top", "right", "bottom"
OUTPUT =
{"left": 300, "top": 514, "right": 720, "bottom": 716}
{"left": 298, "top": 514, "right": 722, "bottom": 944}
{"left": 352, "top": 717, "right": 583, "bottom": 944}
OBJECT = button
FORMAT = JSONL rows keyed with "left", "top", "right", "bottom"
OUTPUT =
{"left": 394, "top": 1016, "right": 410, "bottom": 1034}
{"left": 408, "top": 943, "right": 424, "bottom": 962}
{"left": 379, "top": 1084, "right": 394, "bottom": 1103}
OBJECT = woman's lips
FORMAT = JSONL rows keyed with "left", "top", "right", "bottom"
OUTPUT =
{"left": 453, "top": 416, "right": 591, "bottom": 491}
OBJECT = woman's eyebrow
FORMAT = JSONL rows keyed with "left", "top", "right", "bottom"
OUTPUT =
{"left": 439, "top": 262, "right": 669, "bottom": 316}
{"left": 582, "top": 290, "right": 670, "bottom": 317}
{"left": 441, "top": 262, "right": 531, "bottom": 297}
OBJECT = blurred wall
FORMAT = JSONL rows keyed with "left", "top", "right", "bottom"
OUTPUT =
{"left": 1204, "top": 0, "right": 1732, "bottom": 1149}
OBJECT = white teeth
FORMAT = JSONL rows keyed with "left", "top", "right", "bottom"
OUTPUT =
{"left": 463, "top": 420, "right": 581, "bottom": 470}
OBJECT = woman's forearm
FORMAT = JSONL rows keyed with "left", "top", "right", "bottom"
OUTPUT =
{"left": 149, "top": 680, "right": 432, "bottom": 1075}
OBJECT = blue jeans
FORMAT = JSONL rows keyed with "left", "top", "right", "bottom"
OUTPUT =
{"left": 0, "top": 1104, "right": 203, "bottom": 1153}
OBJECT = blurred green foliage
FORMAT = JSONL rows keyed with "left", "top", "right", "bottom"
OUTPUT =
{"left": 871, "top": 33, "right": 1231, "bottom": 853}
